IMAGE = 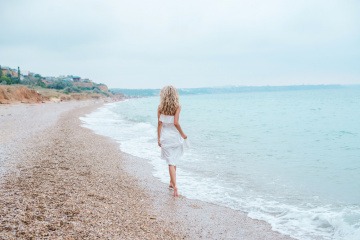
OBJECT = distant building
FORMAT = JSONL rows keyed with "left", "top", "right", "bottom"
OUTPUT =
{"left": 61, "top": 77, "right": 73, "bottom": 81}
{"left": 72, "top": 76, "right": 81, "bottom": 82}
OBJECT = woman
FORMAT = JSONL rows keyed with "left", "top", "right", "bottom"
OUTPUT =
{"left": 157, "top": 85, "right": 187, "bottom": 197}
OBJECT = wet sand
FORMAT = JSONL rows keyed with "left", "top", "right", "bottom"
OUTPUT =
{"left": 0, "top": 102, "right": 293, "bottom": 239}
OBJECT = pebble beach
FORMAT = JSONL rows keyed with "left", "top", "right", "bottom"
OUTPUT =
{"left": 0, "top": 101, "right": 293, "bottom": 239}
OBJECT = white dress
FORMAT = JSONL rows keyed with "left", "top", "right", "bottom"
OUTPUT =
{"left": 159, "top": 114, "right": 184, "bottom": 166}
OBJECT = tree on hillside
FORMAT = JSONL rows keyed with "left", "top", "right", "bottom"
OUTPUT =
{"left": 48, "top": 80, "right": 72, "bottom": 90}
{"left": 0, "top": 65, "right": 2, "bottom": 78}
{"left": 17, "top": 67, "right": 20, "bottom": 83}
{"left": 11, "top": 67, "right": 21, "bottom": 84}
{"left": 0, "top": 76, "right": 12, "bottom": 85}
{"left": 34, "top": 74, "right": 42, "bottom": 79}
{"left": 36, "top": 79, "right": 46, "bottom": 88}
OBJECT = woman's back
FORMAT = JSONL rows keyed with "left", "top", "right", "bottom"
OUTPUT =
{"left": 159, "top": 114, "right": 175, "bottom": 126}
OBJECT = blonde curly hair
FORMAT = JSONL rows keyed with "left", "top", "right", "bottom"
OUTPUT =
{"left": 158, "top": 85, "right": 180, "bottom": 115}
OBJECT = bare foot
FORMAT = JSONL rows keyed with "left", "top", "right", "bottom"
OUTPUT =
{"left": 173, "top": 187, "right": 179, "bottom": 197}
{"left": 169, "top": 181, "right": 173, "bottom": 189}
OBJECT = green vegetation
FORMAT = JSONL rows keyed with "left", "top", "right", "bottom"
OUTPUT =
{"left": 0, "top": 75, "right": 20, "bottom": 85}
{"left": 0, "top": 75, "right": 12, "bottom": 85}
{"left": 48, "top": 80, "right": 72, "bottom": 90}
{"left": 0, "top": 65, "right": 21, "bottom": 85}
{"left": 63, "top": 86, "right": 81, "bottom": 94}
{"left": 20, "top": 74, "right": 46, "bottom": 88}
{"left": 36, "top": 79, "right": 46, "bottom": 88}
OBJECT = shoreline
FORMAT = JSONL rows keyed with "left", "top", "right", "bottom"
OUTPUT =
{"left": 0, "top": 102, "right": 293, "bottom": 239}
{"left": 119, "top": 146, "right": 295, "bottom": 240}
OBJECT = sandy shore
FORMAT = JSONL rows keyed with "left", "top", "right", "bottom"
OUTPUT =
{"left": 0, "top": 102, "right": 294, "bottom": 239}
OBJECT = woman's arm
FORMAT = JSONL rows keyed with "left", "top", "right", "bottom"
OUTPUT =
{"left": 157, "top": 108, "right": 162, "bottom": 147}
{"left": 174, "top": 107, "right": 187, "bottom": 139}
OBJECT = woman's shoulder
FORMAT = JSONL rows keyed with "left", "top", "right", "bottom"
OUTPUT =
{"left": 175, "top": 105, "right": 181, "bottom": 115}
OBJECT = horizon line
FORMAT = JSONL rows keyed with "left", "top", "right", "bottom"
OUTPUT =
{"left": 110, "top": 83, "right": 360, "bottom": 90}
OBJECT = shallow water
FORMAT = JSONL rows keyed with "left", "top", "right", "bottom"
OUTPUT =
{"left": 81, "top": 87, "right": 360, "bottom": 240}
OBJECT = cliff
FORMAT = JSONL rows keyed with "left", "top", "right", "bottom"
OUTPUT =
{"left": 0, "top": 86, "right": 46, "bottom": 104}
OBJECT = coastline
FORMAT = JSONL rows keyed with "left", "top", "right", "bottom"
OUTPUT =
{"left": 0, "top": 102, "right": 293, "bottom": 239}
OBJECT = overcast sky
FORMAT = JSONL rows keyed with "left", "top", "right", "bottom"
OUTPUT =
{"left": 1, "top": 0, "right": 359, "bottom": 88}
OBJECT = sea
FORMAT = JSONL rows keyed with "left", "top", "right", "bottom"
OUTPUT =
{"left": 80, "top": 85, "right": 360, "bottom": 240}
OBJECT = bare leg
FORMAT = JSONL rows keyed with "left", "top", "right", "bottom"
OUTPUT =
{"left": 168, "top": 165, "right": 178, "bottom": 197}
{"left": 169, "top": 167, "right": 173, "bottom": 188}
{"left": 169, "top": 166, "right": 177, "bottom": 188}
